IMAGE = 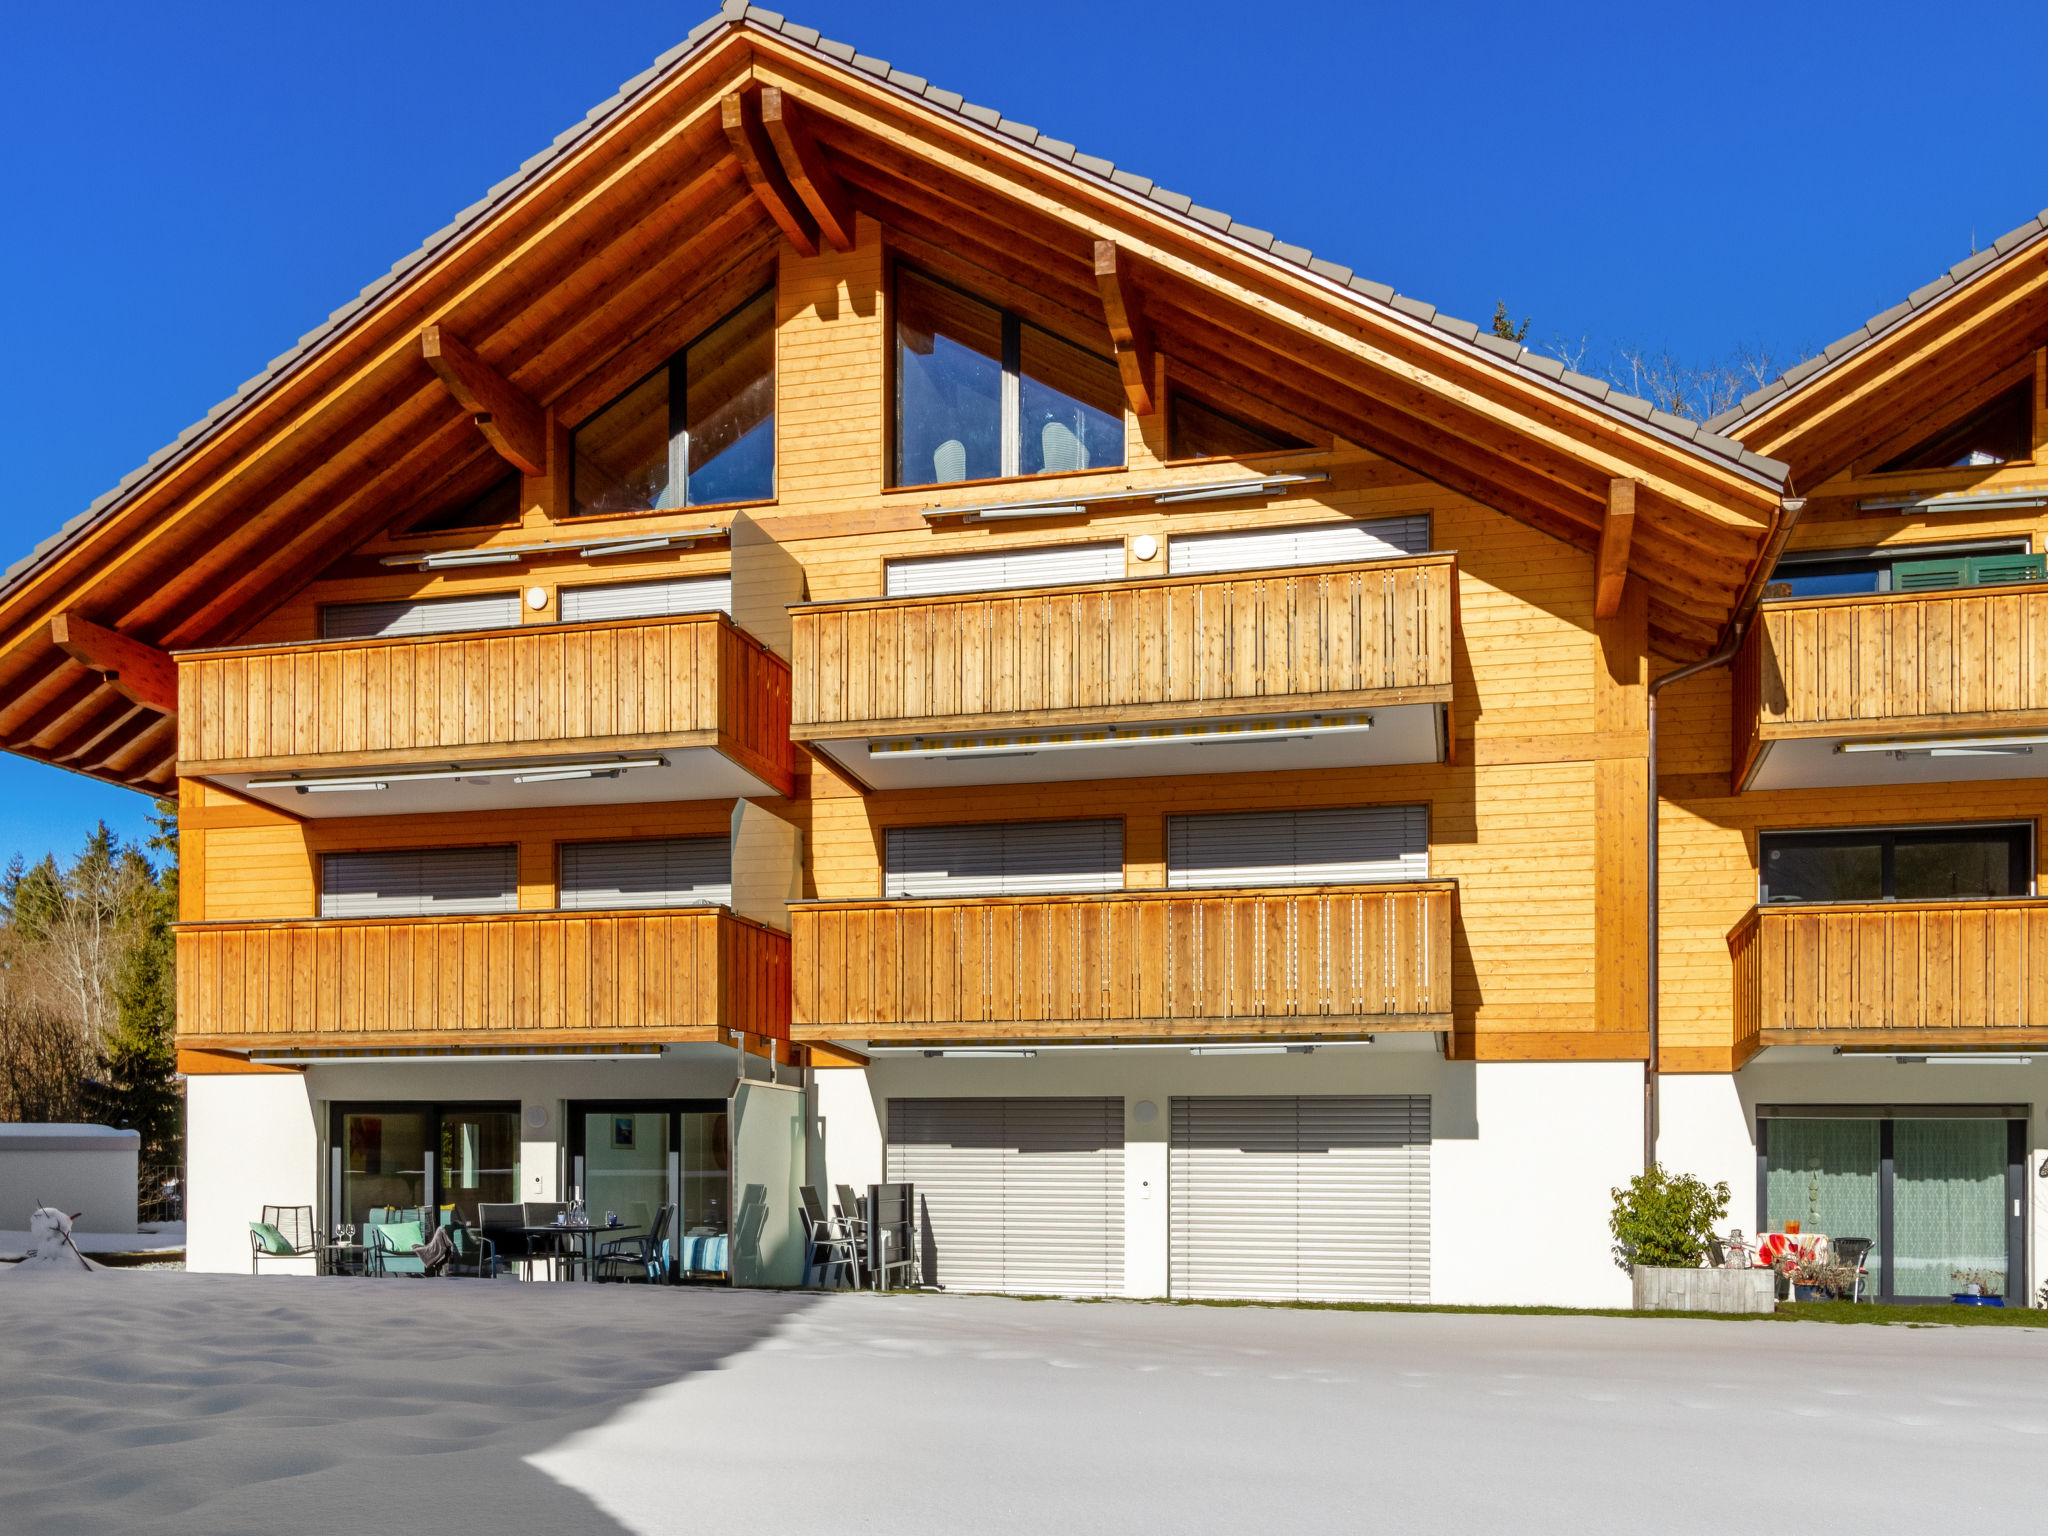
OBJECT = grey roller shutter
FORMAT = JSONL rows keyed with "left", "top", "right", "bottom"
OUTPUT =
{"left": 884, "top": 541, "right": 1125, "bottom": 597}
{"left": 558, "top": 574, "right": 732, "bottom": 623}
{"left": 1167, "top": 516, "right": 1430, "bottom": 576}
{"left": 887, "top": 1097, "right": 1124, "bottom": 1295}
{"left": 319, "top": 846, "right": 518, "bottom": 918}
{"left": 320, "top": 592, "right": 520, "bottom": 640}
{"left": 1170, "top": 1095, "right": 1429, "bottom": 1302}
{"left": 885, "top": 819, "right": 1123, "bottom": 898}
{"left": 559, "top": 836, "right": 732, "bottom": 909}
{"left": 1167, "top": 805, "right": 1428, "bottom": 889}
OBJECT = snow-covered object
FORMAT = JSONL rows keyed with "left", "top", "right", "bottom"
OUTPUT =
{"left": 3, "top": 1207, "right": 99, "bottom": 1275}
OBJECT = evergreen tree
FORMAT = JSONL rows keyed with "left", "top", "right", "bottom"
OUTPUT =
{"left": 1490, "top": 302, "right": 1531, "bottom": 343}
{"left": 96, "top": 801, "right": 182, "bottom": 1160}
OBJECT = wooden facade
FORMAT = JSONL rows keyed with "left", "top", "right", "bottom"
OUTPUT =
{"left": 791, "top": 882, "right": 1453, "bottom": 1041}
{"left": 179, "top": 610, "right": 794, "bottom": 794}
{"left": 791, "top": 554, "right": 1456, "bottom": 739}
{"left": 177, "top": 906, "right": 790, "bottom": 1050}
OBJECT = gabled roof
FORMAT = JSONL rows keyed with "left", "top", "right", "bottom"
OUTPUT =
{"left": 1706, "top": 211, "right": 2048, "bottom": 454}
{"left": 0, "top": 4, "right": 1794, "bottom": 794}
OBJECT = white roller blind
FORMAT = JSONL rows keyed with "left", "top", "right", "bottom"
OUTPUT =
{"left": 884, "top": 541, "right": 1125, "bottom": 597}
{"left": 1170, "top": 1095, "right": 1430, "bottom": 1303}
{"left": 558, "top": 575, "right": 733, "bottom": 623}
{"left": 1167, "top": 516, "right": 1430, "bottom": 576}
{"left": 320, "top": 592, "right": 520, "bottom": 640}
{"left": 1166, "top": 805, "right": 1427, "bottom": 889}
{"left": 319, "top": 846, "right": 517, "bottom": 918}
{"left": 560, "top": 836, "right": 732, "bottom": 909}
{"left": 885, "top": 819, "right": 1123, "bottom": 897}
{"left": 888, "top": 1098, "right": 1125, "bottom": 1296}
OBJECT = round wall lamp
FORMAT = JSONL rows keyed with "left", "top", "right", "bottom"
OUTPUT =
{"left": 526, "top": 585, "right": 550, "bottom": 611}
{"left": 1131, "top": 534, "right": 1159, "bottom": 562}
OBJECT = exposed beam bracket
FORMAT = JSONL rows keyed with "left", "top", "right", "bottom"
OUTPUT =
{"left": 1596, "top": 478, "right": 1638, "bottom": 619}
{"left": 419, "top": 326, "right": 548, "bottom": 476}
{"left": 722, "top": 90, "right": 820, "bottom": 257}
{"left": 760, "top": 87, "right": 855, "bottom": 252}
{"left": 1093, "top": 240, "right": 1157, "bottom": 418}
{"left": 49, "top": 613, "right": 178, "bottom": 715}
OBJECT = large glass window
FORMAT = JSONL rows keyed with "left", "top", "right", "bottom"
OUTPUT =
{"left": 1758, "top": 823, "right": 2030, "bottom": 904}
{"left": 571, "top": 290, "right": 775, "bottom": 517}
{"left": 894, "top": 268, "right": 1124, "bottom": 487}
{"left": 1168, "top": 392, "right": 1306, "bottom": 461}
{"left": 332, "top": 1103, "right": 520, "bottom": 1235}
{"left": 1877, "top": 382, "right": 2033, "bottom": 472}
{"left": 566, "top": 1100, "right": 730, "bottom": 1283}
{"left": 403, "top": 473, "right": 524, "bottom": 536}
{"left": 1763, "top": 1117, "right": 1881, "bottom": 1290}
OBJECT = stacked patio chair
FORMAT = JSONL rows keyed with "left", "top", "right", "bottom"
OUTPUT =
{"left": 801, "top": 1187, "right": 859, "bottom": 1289}
{"left": 833, "top": 1184, "right": 867, "bottom": 1286}
{"left": 248, "top": 1205, "right": 318, "bottom": 1274}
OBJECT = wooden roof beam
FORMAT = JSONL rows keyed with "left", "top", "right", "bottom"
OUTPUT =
{"left": 1595, "top": 479, "right": 1637, "bottom": 619}
{"left": 419, "top": 326, "right": 547, "bottom": 476}
{"left": 48, "top": 613, "right": 177, "bottom": 714}
{"left": 1093, "top": 240, "right": 1158, "bottom": 418}
{"left": 760, "top": 87, "right": 855, "bottom": 252}
{"left": 721, "top": 90, "right": 819, "bottom": 256}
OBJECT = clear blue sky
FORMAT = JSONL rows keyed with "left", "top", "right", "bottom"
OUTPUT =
{"left": 3, "top": 0, "right": 2043, "bottom": 870}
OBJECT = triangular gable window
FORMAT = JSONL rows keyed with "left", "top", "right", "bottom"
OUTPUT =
{"left": 1168, "top": 392, "right": 1307, "bottom": 461}
{"left": 402, "top": 473, "right": 523, "bottom": 536}
{"left": 1878, "top": 382, "right": 2033, "bottom": 472}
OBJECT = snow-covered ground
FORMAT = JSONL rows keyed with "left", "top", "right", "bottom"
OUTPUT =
{"left": 3, "top": 1274, "right": 2047, "bottom": 1533}
{"left": 0, "top": 1222, "right": 183, "bottom": 1260}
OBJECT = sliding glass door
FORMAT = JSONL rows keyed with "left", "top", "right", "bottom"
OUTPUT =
{"left": 568, "top": 1100, "right": 729, "bottom": 1283}
{"left": 1760, "top": 1111, "right": 2025, "bottom": 1304}
{"left": 330, "top": 1103, "right": 520, "bottom": 1235}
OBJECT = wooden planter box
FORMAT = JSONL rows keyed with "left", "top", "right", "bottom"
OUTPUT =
{"left": 1632, "top": 1265, "right": 1776, "bottom": 1314}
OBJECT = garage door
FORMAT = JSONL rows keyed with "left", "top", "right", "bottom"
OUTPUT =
{"left": 887, "top": 1098, "right": 1124, "bottom": 1296}
{"left": 1170, "top": 1095, "right": 1429, "bottom": 1302}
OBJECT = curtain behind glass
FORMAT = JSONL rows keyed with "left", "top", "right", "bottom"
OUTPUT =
{"left": 1765, "top": 1118, "right": 1880, "bottom": 1286}
{"left": 1893, "top": 1119, "right": 2008, "bottom": 1297}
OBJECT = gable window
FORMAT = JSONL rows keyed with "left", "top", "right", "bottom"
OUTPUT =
{"left": 402, "top": 472, "right": 524, "bottom": 536}
{"left": 570, "top": 289, "right": 775, "bottom": 518}
{"left": 1877, "top": 382, "right": 2033, "bottom": 472}
{"left": 894, "top": 268, "right": 1125, "bottom": 488}
{"left": 1757, "top": 822, "right": 2031, "bottom": 905}
{"left": 1766, "top": 538, "right": 2035, "bottom": 599}
{"left": 1168, "top": 392, "right": 1307, "bottom": 461}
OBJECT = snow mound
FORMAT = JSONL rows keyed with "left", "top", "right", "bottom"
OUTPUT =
{"left": 3, "top": 1207, "right": 101, "bottom": 1276}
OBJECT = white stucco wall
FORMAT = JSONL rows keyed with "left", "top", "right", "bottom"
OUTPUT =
{"left": 187, "top": 1073, "right": 318, "bottom": 1274}
{"left": 0, "top": 1126, "right": 139, "bottom": 1234}
{"left": 1654, "top": 1072, "right": 1757, "bottom": 1234}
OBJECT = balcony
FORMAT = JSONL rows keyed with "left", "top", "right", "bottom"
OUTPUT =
{"left": 789, "top": 554, "right": 1456, "bottom": 789}
{"left": 1729, "top": 899, "right": 2048, "bottom": 1051}
{"left": 175, "top": 611, "right": 794, "bottom": 816}
{"left": 789, "top": 881, "right": 1455, "bottom": 1042}
{"left": 1734, "top": 582, "right": 2048, "bottom": 790}
{"left": 175, "top": 906, "right": 789, "bottom": 1051}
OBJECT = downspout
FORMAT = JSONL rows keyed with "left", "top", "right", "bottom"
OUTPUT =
{"left": 1642, "top": 493, "right": 1805, "bottom": 1169}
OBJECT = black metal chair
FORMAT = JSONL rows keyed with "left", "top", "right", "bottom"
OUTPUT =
{"left": 523, "top": 1201, "right": 573, "bottom": 1280}
{"left": 1833, "top": 1237, "right": 1875, "bottom": 1302}
{"left": 443, "top": 1210, "right": 498, "bottom": 1278}
{"left": 479, "top": 1202, "right": 536, "bottom": 1279}
{"left": 596, "top": 1204, "right": 673, "bottom": 1283}
{"left": 833, "top": 1184, "right": 867, "bottom": 1286}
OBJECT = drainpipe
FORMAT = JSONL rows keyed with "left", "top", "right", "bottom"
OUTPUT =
{"left": 1642, "top": 494, "right": 1805, "bottom": 1170}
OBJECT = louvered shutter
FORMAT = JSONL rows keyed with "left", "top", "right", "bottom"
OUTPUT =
{"left": 559, "top": 836, "right": 732, "bottom": 909}
{"left": 888, "top": 1098, "right": 1125, "bottom": 1295}
{"left": 557, "top": 575, "right": 733, "bottom": 623}
{"left": 1167, "top": 516, "right": 1430, "bottom": 576}
{"left": 1166, "top": 805, "right": 1427, "bottom": 889}
{"left": 1169, "top": 1095, "right": 1430, "bottom": 1302}
{"left": 884, "top": 541, "right": 1125, "bottom": 597}
{"left": 885, "top": 819, "right": 1123, "bottom": 897}
{"left": 319, "top": 846, "right": 518, "bottom": 918}
{"left": 319, "top": 592, "right": 521, "bottom": 639}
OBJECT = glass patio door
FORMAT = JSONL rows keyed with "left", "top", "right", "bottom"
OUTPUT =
{"left": 437, "top": 1109, "right": 522, "bottom": 1228}
{"left": 338, "top": 1109, "right": 428, "bottom": 1231}
{"left": 1893, "top": 1119, "right": 2011, "bottom": 1301}
{"left": 1763, "top": 1117, "right": 1882, "bottom": 1291}
{"left": 567, "top": 1101, "right": 730, "bottom": 1283}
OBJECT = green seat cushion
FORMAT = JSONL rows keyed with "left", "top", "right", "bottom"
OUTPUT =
{"left": 249, "top": 1221, "right": 296, "bottom": 1255}
{"left": 371, "top": 1221, "right": 426, "bottom": 1251}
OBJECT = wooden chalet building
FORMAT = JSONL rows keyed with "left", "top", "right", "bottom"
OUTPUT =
{"left": 0, "top": 4, "right": 2038, "bottom": 1303}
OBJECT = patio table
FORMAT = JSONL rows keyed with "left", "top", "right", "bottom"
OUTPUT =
{"left": 521, "top": 1223, "right": 640, "bottom": 1282}
{"left": 1754, "top": 1232, "right": 1830, "bottom": 1267}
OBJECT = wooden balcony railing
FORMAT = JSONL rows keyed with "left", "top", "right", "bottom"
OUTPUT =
{"left": 176, "top": 611, "right": 793, "bottom": 794}
{"left": 1735, "top": 582, "right": 2048, "bottom": 786}
{"left": 790, "top": 554, "right": 1456, "bottom": 739}
{"left": 790, "top": 881, "right": 1455, "bottom": 1040}
{"left": 1728, "top": 899, "right": 2048, "bottom": 1046}
{"left": 175, "top": 907, "right": 789, "bottom": 1050}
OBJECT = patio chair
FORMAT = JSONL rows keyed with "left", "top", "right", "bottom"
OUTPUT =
{"left": 833, "top": 1184, "right": 867, "bottom": 1286}
{"left": 478, "top": 1203, "right": 533, "bottom": 1280}
{"left": 363, "top": 1216, "right": 430, "bottom": 1277}
{"left": 443, "top": 1210, "right": 498, "bottom": 1279}
{"left": 1706, "top": 1235, "right": 1728, "bottom": 1268}
{"left": 524, "top": 1201, "right": 572, "bottom": 1281}
{"left": 802, "top": 1187, "right": 859, "bottom": 1289}
{"left": 248, "top": 1204, "right": 318, "bottom": 1274}
{"left": 596, "top": 1204, "right": 673, "bottom": 1284}
{"left": 1834, "top": 1238, "right": 1875, "bottom": 1302}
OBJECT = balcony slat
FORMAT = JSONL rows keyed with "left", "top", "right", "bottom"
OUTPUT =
{"left": 174, "top": 908, "right": 789, "bottom": 1049}
{"left": 1734, "top": 899, "right": 2048, "bottom": 1044}
{"left": 790, "top": 555, "right": 1455, "bottom": 738}
{"left": 791, "top": 883, "right": 1454, "bottom": 1040}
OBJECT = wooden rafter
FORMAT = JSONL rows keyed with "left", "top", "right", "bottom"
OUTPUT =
{"left": 760, "top": 86, "right": 855, "bottom": 252}
{"left": 1596, "top": 480, "right": 1637, "bottom": 619}
{"left": 1093, "top": 240, "right": 1157, "bottom": 418}
{"left": 48, "top": 612, "right": 177, "bottom": 714}
{"left": 419, "top": 326, "right": 548, "bottom": 476}
{"left": 721, "top": 90, "right": 819, "bottom": 256}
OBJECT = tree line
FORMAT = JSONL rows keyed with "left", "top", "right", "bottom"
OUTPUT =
{"left": 0, "top": 806, "right": 181, "bottom": 1164}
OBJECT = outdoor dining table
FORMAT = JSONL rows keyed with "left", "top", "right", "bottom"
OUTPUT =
{"left": 1754, "top": 1232, "right": 1829, "bottom": 1267}
{"left": 521, "top": 1222, "right": 640, "bottom": 1282}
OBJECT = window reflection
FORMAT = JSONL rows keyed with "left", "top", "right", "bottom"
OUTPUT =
{"left": 1759, "top": 824, "right": 2030, "bottom": 904}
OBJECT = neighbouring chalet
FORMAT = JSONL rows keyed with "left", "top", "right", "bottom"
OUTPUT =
{"left": 0, "top": 4, "right": 2039, "bottom": 1304}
